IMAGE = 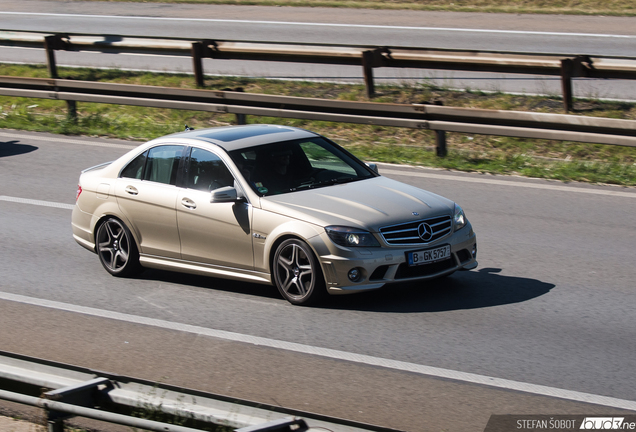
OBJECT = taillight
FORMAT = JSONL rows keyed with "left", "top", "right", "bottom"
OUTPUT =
{"left": 76, "top": 185, "right": 82, "bottom": 201}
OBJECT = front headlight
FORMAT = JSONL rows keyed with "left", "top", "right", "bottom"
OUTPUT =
{"left": 453, "top": 203, "right": 467, "bottom": 231}
{"left": 325, "top": 226, "right": 380, "bottom": 247}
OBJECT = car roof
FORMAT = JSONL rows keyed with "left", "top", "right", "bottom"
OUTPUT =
{"left": 163, "top": 124, "right": 319, "bottom": 151}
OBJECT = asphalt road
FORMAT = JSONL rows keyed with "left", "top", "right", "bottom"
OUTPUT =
{"left": 1, "top": 130, "right": 635, "bottom": 431}
{"left": 1, "top": 1, "right": 636, "bottom": 99}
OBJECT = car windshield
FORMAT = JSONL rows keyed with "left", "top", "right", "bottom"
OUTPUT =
{"left": 228, "top": 137, "right": 376, "bottom": 196}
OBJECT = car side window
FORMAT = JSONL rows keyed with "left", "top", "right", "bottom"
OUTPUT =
{"left": 143, "top": 145, "right": 185, "bottom": 185}
{"left": 187, "top": 148, "right": 235, "bottom": 191}
{"left": 120, "top": 151, "right": 147, "bottom": 179}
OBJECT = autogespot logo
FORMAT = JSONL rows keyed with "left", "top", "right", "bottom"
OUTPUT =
{"left": 580, "top": 418, "right": 627, "bottom": 430}
{"left": 483, "top": 415, "right": 636, "bottom": 432}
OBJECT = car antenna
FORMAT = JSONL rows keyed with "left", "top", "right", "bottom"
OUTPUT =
{"left": 184, "top": 124, "right": 195, "bottom": 131}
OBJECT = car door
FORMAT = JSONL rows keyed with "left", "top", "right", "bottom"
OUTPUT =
{"left": 115, "top": 144, "right": 185, "bottom": 259}
{"left": 176, "top": 147, "right": 254, "bottom": 269}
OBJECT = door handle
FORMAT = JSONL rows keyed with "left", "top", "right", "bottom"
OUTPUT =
{"left": 181, "top": 198, "right": 197, "bottom": 209}
{"left": 125, "top": 186, "right": 138, "bottom": 195}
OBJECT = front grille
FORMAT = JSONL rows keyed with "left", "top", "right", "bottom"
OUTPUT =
{"left": 380, "top": 215, "right": 452, "bottom": 246}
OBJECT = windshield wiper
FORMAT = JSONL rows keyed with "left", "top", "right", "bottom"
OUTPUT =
{"left": 289, "top": 176, "right": 361, "bottom": 192}
{"left": 325, "top": 177, "right": 361, "bottom": 185}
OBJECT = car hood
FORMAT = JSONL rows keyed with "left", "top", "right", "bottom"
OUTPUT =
{"left": 260, "top": 176, "right": 455, "bottom": 231}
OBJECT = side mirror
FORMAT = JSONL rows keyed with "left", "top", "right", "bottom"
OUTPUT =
{"left": 366, "top": 162, "right": 379, "bottom": 174}
{"left": 211, "top": 186, "right": 238, "bottom": 203}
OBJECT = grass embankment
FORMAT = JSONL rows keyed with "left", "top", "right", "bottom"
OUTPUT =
{"left": 50, "top": 0, "right": 636, "bottom": 16}
{"left": 1, "top": 64, "right": 636, "bottom": 186}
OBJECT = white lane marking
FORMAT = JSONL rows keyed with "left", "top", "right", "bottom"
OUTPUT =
{"left": 0, "top": 290, "right": 634, "bottom": 411}
{"left": 0, "top": 131, "right": 137, "bottom": 149}
{"left": 0, "top": 196, "right": 74, "bottom": 210}
{"left": 0, "top": 12, "right": 634, "bottom": 39}
{"left": 381, "top": 169, "right": 636, "bottom": 198}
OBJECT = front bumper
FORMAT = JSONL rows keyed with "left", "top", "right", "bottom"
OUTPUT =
{"left": 314, "top": 224, "right": 477, "bottom": 295}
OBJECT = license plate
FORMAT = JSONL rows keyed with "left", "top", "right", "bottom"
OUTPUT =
{"left": 407, "top": 245, "right": 451, "bottom": 266}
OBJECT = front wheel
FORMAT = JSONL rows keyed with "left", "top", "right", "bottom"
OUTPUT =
{"left": 272, "top": 238, "right": 326, "bottom": 306}
{"left": 96, "top": 218, "right": 141, "bottom": 277}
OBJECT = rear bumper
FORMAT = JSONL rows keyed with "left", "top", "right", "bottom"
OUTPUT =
{"left": 71, "top": 205, "right": 96, "bottom": 253}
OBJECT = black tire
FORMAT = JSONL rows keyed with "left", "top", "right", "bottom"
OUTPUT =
{"left": 96, "top": 218, "right": 141, "bottom": 277}
{"left": 272, "top": 238, "right": 326, "bottom": 306}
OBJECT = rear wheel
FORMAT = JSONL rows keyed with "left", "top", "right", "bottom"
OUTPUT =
{"left": 96, "top": 218, "right": 141, "bottom": 277}
{"left": 273, "top": 238, "right": 326, "bottom": 306}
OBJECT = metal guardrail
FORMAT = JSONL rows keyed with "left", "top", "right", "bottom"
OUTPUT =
{"left": 0, "top": 75, "right": 635, "bottom": 156}
{"left": 2, "top": 29, "right": 636, "bottom": 111}
{"left": 0, "top": 350, "right": 394, "bottom": 432}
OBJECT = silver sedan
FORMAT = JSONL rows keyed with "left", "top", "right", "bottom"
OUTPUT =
{"left": 72, "top": 125, "right": 477, "bottom": 305}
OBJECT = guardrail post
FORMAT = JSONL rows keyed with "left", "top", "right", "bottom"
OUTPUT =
{"left": 435, "top": 130, "right": 447, "bottom": 157}
{"left": 236, "top": 113, "right": 247, "bottom": 125}
{"left": 561, "top": 56, "right": 593, "bottom": 113}
{"left": 44, "top": 35, "right": 78, "bottom": 122}
{"left": 47, "top": 418, "right": 64, "bottom": 432}
{"left": 44, "top": 36, "right": 60, "bottom": 79}
{"left": 191, "top": 42, "right": 205, "bottom": 87}
{"left": 67, "top": 100, "right": 78, "bottom": 123}
{"left": 362, "top": 50, "right": 376, "bottom": 98}
{"left": 42, "top": 376, "right": 112, "bottom": 431}
{"left": 561, "top": 58, "right": 574, "bottom": 113}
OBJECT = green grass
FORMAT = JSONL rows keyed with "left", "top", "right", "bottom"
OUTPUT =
{"left": 1, "top": 63, "right": 636, "bottom": 186}
{"left": 41, "top": 0, "right": 636, "bottom": 16}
